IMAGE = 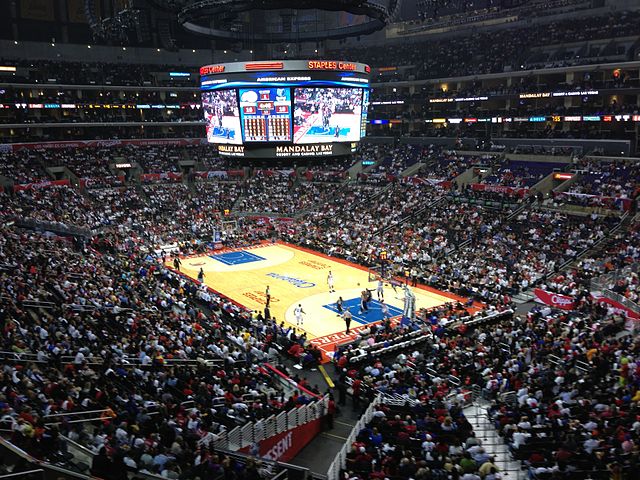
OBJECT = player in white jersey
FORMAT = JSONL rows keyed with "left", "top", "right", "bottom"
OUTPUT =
{"left": 380, "top": 300, "right": 390, "bottom": 320}
{"left": 376, "top": 277, "right": 384, "bottom": 300}
{"left": 327, "top": 271, "right": 335, "bottom": 293}
{"left": 294, "top": 304, "right": 306, "bottom": 326}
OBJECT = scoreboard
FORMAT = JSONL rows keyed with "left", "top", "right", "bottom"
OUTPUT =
{"left": 200, "top": 60, "right": 370, "bottom": 158}
{"left": 240, "top": 88, "right": 292, "bottom": 142}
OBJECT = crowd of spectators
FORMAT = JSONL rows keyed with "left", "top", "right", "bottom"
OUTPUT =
{"left": 331, "top": 11, "right": 640, "bottom": 80}
{"left": 0, "top": 150, "right": 50, "bottom": 184}
{"left": 1, "top": 185, "right": 101, "bottom": 230}
{"left": 481, "top": 161, "right": 566, "bottom": 188}
{"left": 337, "top": 297, "right": 634, "bottom": 479}
{"left": 569, "top": 159, "right": 640, "bottom": 199}
{"left": 232, "top": 172, "right": 346, "bottom": 215}
{"left": 0, "top": 125, "right": 205, "bottom": 145}
{"left": 0, "top": 141, "right": 638, "bottom": 479}
{"left": 0, "top": 59, "right": 199, "bottom": 86}
{"left": 0, "top": 108, "right": 203, "bottom": 125}
{"left": 417, "top": 153, "right": 486, "bottom": 182}
{"left": 0, "top": 224, "right": 322, "bottom": 479}
{"left": 40, "top": 147, "right": 118, "bottom": 187}
{"left": 541, "top": 223, "right": 640, "bottom": 299}
{"left": 364, "top": 144, "right": 431, "bottom": 177}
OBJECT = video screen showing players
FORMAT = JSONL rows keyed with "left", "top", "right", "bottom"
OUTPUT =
{"left": 202, "top": 90, "right": 242, "bottom": 145}
{"left": 293, "top": 87, "right": 363, "bottom": 144}
{"left": 239, "top": 88, "right": 292, "bottom": 142}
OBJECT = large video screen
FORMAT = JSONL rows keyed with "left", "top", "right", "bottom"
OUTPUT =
{"left": 239, "top": 88, "right": 292, "bottom": 142}
{"left": 202, "top": 90, "right": 242, "bottom": 145}
{"left": 202, "top": 86, "right": 368, "bottom": 146}
{"left": 293, "top": 88, "right": 363, "bottom": 144}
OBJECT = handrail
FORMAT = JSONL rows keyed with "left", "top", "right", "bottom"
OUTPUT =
{"left": 378, "top": 194, "right": 445, "bottom": 235}
{"left": 262, "top": 363, "right": 323, "bottom": 400}
{"left": 59, "top": 433, "right": 97, "bottom": 458}
{"left": 0, "top": 436, "right": 95, "bottom": 480}
{"left": 59, "top": 433, "right": 200, "bottom": 480}
{"left": 0, "top": 469, "right": 44, "bottom": 479}
{"left": 214, "top": 447, "right": 313, "bottom": 479}
{"left": 45, "top": 417, "right": 110, "bottom": 426}
{"left": 43, "top": 409, "right": 108, "bottom": 418}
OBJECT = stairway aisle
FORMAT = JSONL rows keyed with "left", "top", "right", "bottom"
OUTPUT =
{"left": 463, "top": 402, "right": 524, "bottom": 479}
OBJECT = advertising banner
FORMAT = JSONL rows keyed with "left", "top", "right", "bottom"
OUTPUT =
{"left": 470, "top": 183, "right": 529, "bottom": 197}
{"left": 140, "top": 172, "right": 183, "bottom": 183}
{"left": 238, "top": 418, "right": 323, "bottom": 462}
{"left": 534, "top": 288, "right": 639, "bottom": 320}
{"left": 591, "top": 293, "right": 640, "bottom": 320}
{"left": 533, "top": 288, "right": 575, "bottom": 310}
{"left": 4, "top": 138, "right": 207, "bottom": 152}
{"left": 555, "top": 191, "right": 632, "bottom": 211}
{"left": 13, "top": 179, "right": 70, "bottom": 192}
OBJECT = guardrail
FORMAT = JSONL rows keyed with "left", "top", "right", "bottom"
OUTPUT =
{"left": 208, "top": 395, "right": 329, "bottom": 453}
{"left": 0, "top": 436, "right": 93, "bottom": 480}
{"left": 0, "top": 349, "right": 224, "bottom": 368}
{"left": 591, "top": 261, "right": 639, "bottom": 293}
{"left": 326, "top": 395, "right": 382, "bottom": 480}
{"left": 601, "top": 288, "right": 640, "bottom": 315}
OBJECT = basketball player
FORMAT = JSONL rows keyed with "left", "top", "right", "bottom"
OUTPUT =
{"left": 327, "top": 270, "right": 335, "bottom": 293}
{"left": 335, "top": 296, "right": 344, "bottom": 317}
{"left": 390, "top": 278, "right": 400, "bottom": 296}
{"left": 376, "top": 277, "right": 384, "bottom": 301}
{"left": 359, "top": 289, "right": 369, "bottom": 314}
{"left": 380, "top": 299, "right": 390, "bottom": 320}
{"left": 294, "top": 304, "right": 306, "bottom": 326}
{"left": 265, "top": 285, "right": 271, "bottom": 307}
{"left": 197, "top": 268, "right": 205, "bottom": 283}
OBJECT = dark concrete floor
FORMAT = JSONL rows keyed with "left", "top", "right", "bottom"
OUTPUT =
{"left": 283, "top": 360, "right": 362, "bottom": 476}
{"left": 289, "top": 395, "right": 363, "bottom": 475}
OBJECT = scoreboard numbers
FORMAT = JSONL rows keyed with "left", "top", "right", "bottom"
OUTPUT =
{"left": 239, "top": 88, "right": 292, "bottom": 142}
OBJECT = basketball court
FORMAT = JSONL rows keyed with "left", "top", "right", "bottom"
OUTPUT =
{"left": 170, "top": 242, "right": 470, "bottom": 359}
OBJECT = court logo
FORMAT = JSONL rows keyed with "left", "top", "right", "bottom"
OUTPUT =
{"left": 266, "top": 272, "right": 315, "bottom": 288}
{"left": 299, "top": 259, "right": 329, "bottom": 270}
{"left": 243, "top": 291, "right": 279, "bottom": 305}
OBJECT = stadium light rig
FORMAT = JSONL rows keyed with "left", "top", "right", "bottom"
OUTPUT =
{"left": 176, "top": 0, "right": 401, "bottom": 42}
